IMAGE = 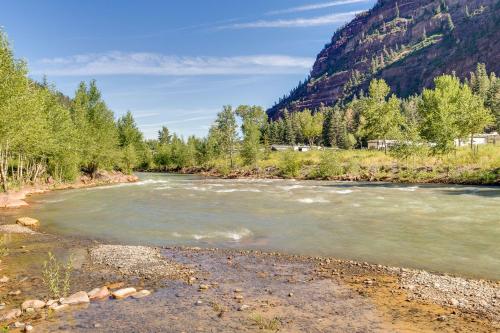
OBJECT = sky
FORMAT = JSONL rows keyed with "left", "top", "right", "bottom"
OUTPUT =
{"left": 1, "top": 0, "right": 376, "bottom": 139}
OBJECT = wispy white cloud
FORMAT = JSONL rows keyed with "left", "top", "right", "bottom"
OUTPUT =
{"left": 140, "top": 115, "right": 216, "bottom": 127}
{"left": 133, "top": 112, "right": 161, "bottom": 119}
{"left": 267, "top": 0, "right": 370, "bottom": 15}
{"left": 33, "top": 52, "right": 314, "bottom": 76}
{"left": 222, "top": 11, "right": 359, "bottom": 29}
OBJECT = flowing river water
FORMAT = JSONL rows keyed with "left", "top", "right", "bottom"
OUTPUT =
{"left": 7, "top": 173, "right": 500, "bottom": 280}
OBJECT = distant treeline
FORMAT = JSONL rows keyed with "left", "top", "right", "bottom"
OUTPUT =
{"left": 1, "top": 29, "right": 498, "bottom": 192}
{"left": 142, "top": 64, "right": 498, "bottom": 172}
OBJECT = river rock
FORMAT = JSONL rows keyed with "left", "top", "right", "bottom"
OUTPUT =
{"left": 8, "top": 290, "right": 21, "bottom": 296}
{"left": 61, "top": 291, "right": 90, "bottom": 305}
{"left": 14, "top": 321, "right": 25, "bottom": 328}
{"left": 46, "top": 299, "right": 57, "bottom": 307}
{"left": 0, "top": 276, "right": 9, "bottom": 283}
{"left": 24, "top": 324, "right": 33, "bottom": 332}
{"left": 131, "top": 290, "right": 151, "bottom": 299}
{"left": 106, "top": 282, "right": 125, "bottom": 289}
{"left": 16, "top": 217, "right": 39, "bottom": 227}
{"left": 50, "top": 303, "right": 69, "bottom": 312}
{"left": 198, "top": 284, "right": 209, "bottom": 291}
{"left": 0, "top": 308, "right": 21, "bottom": 320}
{"left": 112, "top": 287, "right": 137, "bottom": 299}
{"left": 21, "top": 299, "right": 45, "bottom": 311}
{"left": 238, "top": 304, "right": 250, "bottom": 311}
{"left": 88, "top": 286, "right": 110, "bottom": 300}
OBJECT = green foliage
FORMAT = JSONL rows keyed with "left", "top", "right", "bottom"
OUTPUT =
{"left": 297, "top": 109, "right": 324, "bottom": 146}
{"left": 314, "top": 151, "right": 344, "bottom": 179}
{"left": 236, "top": 105, "right": 267, "bottom": 167}
{"left": 71, "top": 80, "right": 119, "bottom": 176}
{"left": 42, "top": 252, "right": 73, "bottom": 298}
{"left": 280, "top": 150, "right": 302, "bottom": 178}
{"left": 158, "top": 126, "right": 171, "bottom": 145}
{"left": 359, "top": 79, "right": 403, "bottom": 153}
{"left": 249, "top": 313, "right": 281, "bottom": 331}
{"left": 420, "top": 75, "right": 494, "bottom": 154}
{"left": 117, "top": 111, "right": 144, "bottom": 173}
{"left": 212, "top": 105, "right": 238, "bottom": 168}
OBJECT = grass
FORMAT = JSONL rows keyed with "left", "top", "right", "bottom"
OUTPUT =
{"left": 0, "top": 235, "right": 9, "bottom": 257}
{"left": 42, "top": 252, "right": 74, "bottom": 298}
{"left": 202, "top": 145, "right": 500, "bottom": 185}
{"left": 249, "top": 313, "right": 281, "bottom": 331}
{"left": 210, "top": 301, "right": 227, "bottom": 318}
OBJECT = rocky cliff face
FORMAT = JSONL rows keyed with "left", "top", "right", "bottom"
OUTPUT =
{"left": 268, "top": 0, "right": 500, "bottom": 119}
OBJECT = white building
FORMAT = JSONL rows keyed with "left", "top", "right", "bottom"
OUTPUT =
{"left": 454, "top": 133, "right": 499, "bottom": 147}
{"left": 367, "top": 140, "right": 398, "bottom": 150}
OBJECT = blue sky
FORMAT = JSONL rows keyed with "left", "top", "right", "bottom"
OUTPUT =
{"left": 1, "top": 0, "right": 375, "bottom": 138}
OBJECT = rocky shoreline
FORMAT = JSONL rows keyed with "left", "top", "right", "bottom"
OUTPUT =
{"left": 0, "top": 223, "right": 498, "bottom": 332}
{"left": 0, "top": 171, "right": 138, "bottom": 209}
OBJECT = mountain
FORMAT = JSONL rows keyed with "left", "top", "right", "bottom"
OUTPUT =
{"left": 267, "top": 0, "right": 500, "bottom": 119}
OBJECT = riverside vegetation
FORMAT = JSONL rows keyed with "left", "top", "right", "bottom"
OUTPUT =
{"left": 1, "top": 29, "right": 499, "bottom": 190}
{"left": 138, "top": 68, "right": 499, "bottom": 184}
{"left": 0, "top": 30, "right": 143, "bottom": 194}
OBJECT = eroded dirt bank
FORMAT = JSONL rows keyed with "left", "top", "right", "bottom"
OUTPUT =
{"left": 0, "top": 227, "right": 498, "bottom": 332}
{"left": 0, "top": 171, "right": 138, "bottom": 209}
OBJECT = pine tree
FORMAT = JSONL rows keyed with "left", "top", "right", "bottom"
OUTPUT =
{"left": 446, "top": 14, "right": 454, "bottom": 31}
{"left": 158, "top": 126, "right": 171, "bottom": 145}
{"left": 283, "top": 109, "right": 296, "bottom": 145}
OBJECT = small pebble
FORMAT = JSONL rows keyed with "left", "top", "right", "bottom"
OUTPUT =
{"left": 238, "top": 304, "right": 250, "bottom": 311}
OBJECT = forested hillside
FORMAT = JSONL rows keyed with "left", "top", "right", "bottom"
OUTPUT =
{"left": 268, "top": 0, "right": 500, "bottom": 119}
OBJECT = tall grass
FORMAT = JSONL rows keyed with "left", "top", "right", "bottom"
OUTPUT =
{"left": 42, "top": 252, "right": 74, "bottom": 298}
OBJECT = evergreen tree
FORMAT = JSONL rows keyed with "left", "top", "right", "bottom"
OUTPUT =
{"left": 158, "top": 126, "right": 171, "bottom": 145}
{"left": 283, "top": 109, "right": 296, "bottom": 145}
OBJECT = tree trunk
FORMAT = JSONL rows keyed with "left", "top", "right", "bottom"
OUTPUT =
{"left": 0, "top": 145, "right": 9, "bottom": 193}
{"left": 470, "top": 134, "right": 474, "bottom": 150}
{"left": 383, "top": 138, "right": 387, "bottom": 155}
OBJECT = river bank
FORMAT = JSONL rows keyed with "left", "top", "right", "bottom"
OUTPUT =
{"left": 0, "top": 171, "right": 138, "bottom": 209}
{"left": 144, "top": 146, "right": 500, "bottom": 186}
{"left": 0, "top": 224, "right": 498, "bottom": 332}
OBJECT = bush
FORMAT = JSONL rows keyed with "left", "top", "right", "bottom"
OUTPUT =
{"left": 280, "top": 150, "right": 302, "bottom": 178}
{"left": 42, "top": 252, "right": 73, "bottom": 298}
{"left": 315, "top": 151, "right": 344, "bottom": 179}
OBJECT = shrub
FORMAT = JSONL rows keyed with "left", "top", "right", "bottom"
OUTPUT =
{"left": 279, "top": 151, "right": 301, "bottom": 178}
{"left": 315, "top": 151, "right": 344, "bottom": 179}
{"left": 42, "top": 252, "right": 73, "bottom": 298}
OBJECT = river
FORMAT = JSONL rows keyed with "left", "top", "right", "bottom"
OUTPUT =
{"left": 6, "top": 173, "right": 500, "bottom": 280}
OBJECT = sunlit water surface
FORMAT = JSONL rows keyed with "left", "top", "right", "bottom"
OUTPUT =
{"left": 9, "top": 173, "right": 500, "bottom": 279}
